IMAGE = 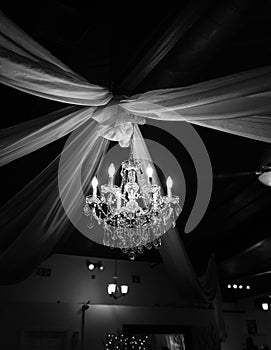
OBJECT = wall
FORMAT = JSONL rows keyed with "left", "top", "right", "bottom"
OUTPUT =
{"left": 221, "top": 298, "right": 271, "bottom": 350}
{"left": 0, "top": 253, "right": 236, "bottom": 350}
{"left": 0, "top": 253, "right": 187, "bottom": 306}
{"left": 0, "top": 302, "right": 216, "bottom": 350}
{"left": 238, "top": 296, "right": 271, "bottom": 347}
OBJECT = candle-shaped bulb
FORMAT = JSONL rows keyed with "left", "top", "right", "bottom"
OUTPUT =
{"left": 91, "top": 176, "right": 98, "bottom": 197}
{"left": 108, "top": 163, "right": 116, "bottom": 186}
{"left": 146, "top": 164, "right": 153, "bottom": 185}
{"left": 146, "top": 164, "right": 153, "bottom": 178}
{"left": 166, "top": 176, "right": 173, "bottom": 188}
{"left": 166, "top": 176, "right": 173, "bottom": 198}
{"left": 146, "top": 164, "right": 153, "bottom": 177}
{"left": 108, "top": 163, "right": 116, "bottom": 177}
{"left": 91, "top": 176, "right": 98, "bottom": 188}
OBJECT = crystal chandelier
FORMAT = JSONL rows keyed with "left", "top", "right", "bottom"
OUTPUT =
{"left": 83, "top": 143, "right": 181, "bottom": 260}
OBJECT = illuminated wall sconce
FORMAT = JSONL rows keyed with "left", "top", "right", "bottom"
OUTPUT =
{"left": 254, "top": 296, "right": 271, "bottom": 311}
{"left": 86, "top": 260, "right": 104, "bottom": 271}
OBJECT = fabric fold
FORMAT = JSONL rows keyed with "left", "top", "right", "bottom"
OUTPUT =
{"left": 0, "top": 106, "right": 95, "bottom": 166}
{"left": 120, "top": 65, "right": 271, "bottom": 143}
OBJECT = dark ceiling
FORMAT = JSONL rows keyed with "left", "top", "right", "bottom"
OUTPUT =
{"left": 1, "top": 0, "right": 271, "bottom": 301}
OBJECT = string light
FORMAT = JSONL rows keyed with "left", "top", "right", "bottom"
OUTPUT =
{"left": 104, "top": 331, "right": 150, "bottom": 350}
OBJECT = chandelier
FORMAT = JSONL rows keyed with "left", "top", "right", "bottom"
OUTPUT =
{"left": 107, "top": 260, "right": 129, "bottom": 299}
{"left": 83, "top": 142, "right": 181, "bottom": 260}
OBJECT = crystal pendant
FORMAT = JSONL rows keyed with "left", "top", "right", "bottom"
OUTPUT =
{"left": 87, "top": 215, "right": 95, "bottom": 229}
{"left": 175, "top": 203, "right": 182, "bottom": 216}
{"left": 83, "top": 204, "right": 91, "bottom": 216}
{"left": 153, "top": 239, "right": 160, "bottom": 249}
{"left": 136, "top": 245, "right": 144, "bottom": 254}
{"left": 128, "top": 250, "right": 136, "bottom": 260}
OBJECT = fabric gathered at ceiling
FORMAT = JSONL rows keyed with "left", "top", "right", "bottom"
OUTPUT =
{"left": 1, "top": 9, "right": 271, "bottom": 340}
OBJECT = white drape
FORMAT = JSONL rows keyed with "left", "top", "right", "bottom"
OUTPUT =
{"left": 0, "top": 10, "right": 112, "bottom": 106}
{"left": 0, "top": 106, "right": 95, "bottom": 166}
{"left": 120, "top": 65, "right": 271, "bottom": 143}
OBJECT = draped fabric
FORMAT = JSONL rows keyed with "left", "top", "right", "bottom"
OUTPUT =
{"left": 0, "top": 118, "right": 109, "bottom": 283}
{"left": 132, "top": 126, "right": 227, "bottom": 340}
{"left": 0, "top": 106, "right": 95, "bottom": 166}
{"left": 0, "top": 10, "right": 112, "bottom": 106}
{"left": 121, "top": 65, "right": 271, "bottom": 143}
{"left": 1, "top": 9, "right": 270, "bottom": 339}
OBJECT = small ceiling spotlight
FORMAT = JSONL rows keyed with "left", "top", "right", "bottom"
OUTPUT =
{"left": 86, "top": 260, "right": 104, "bottom": 271}
{"left": 246, "top": 285, "right": 251, "bottom": 290}
{"left": 87, "top": 262, "right": 95, "bottom": 271}
{"left": 239, "top": 285, "right": 243, "bottom": 289}
{"left": 227, "top": 284, "right": 231, "bottom": 289}
{"left": 233, "top": 284, "right": 238, "bottom": 289}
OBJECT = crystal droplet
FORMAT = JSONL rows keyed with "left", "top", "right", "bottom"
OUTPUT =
{"left": 128, "top": 251, "right": 136, "bottom": 260}
{"left": 83, "top": 204, "right": 91, "bottom": 216}
{"left": 87, "top": 216, "right": 95, "bottom": 229}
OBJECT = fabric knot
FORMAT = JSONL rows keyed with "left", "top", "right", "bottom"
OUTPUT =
{"left": 93, "top": 100, "right": 145, "bottom": 147}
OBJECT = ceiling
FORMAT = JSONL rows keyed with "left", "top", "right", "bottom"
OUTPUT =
{"left": 1, "top": 0, "right": 271, "bottom": 301}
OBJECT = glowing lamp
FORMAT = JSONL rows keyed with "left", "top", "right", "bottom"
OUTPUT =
{"left": 166, "top": 176, "right": 173, "bottom": 198}
{"left": 88, "top": 263, "right": 95, "bottom": 271}
{"left": 91, "top": 176, "right": 98, "bottom": 197}
{"left": 120, "top": 285, "right": 129, "bottom": 294}
{"left": 91, "top": 176, "right": 98, "bottom": 188}
{"left": 146, "top": 164, "right": 153, "bottom": 178}
{"left": 107, "top": 283, "right": 117, "bottom": 295}
{"left": 108, "top": 163, "right": 116, "bottom": 177}
{"left": 262, "top": 302, "right": 269, "bottom": 311}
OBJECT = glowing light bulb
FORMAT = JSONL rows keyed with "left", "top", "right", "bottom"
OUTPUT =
{"left": 233, "top": 284, "right": 237, "bottom": 289}
{"left": 166, "top": 176, "right": 173, "bottom": 198}
{"left": 107, "top": 283, "right": 117, "bottom": 295}
{"left": 91, "top": 176, "right": 98, "bottom": 197}
{"left": 88, "top": 263, "right": 95, "bottom": 270}
{"left": 227, "top": 284, "right": 231, "bottom": 289}
{"left": 262, "top": 302, "right": 269, "bottom": 311}
{"left": 121, "top": 285, "right": 129, "bottom": 294}
{"left": 108, "top": 163, "right": 116, "bottom": 185}
{"left": 146, "top": 164, "right": 153, "bottom": 179}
